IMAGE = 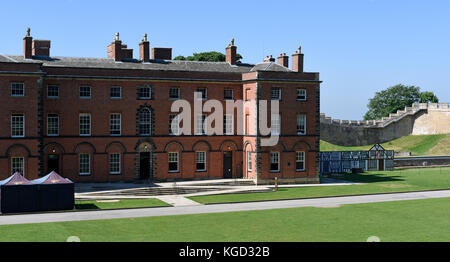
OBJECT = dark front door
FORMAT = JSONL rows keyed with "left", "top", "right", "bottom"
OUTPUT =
{"left": 140, "top": 152, "right": 151, "bottom": 179}
{"left": 223, "top": 151, "right": 233, "bottom": 178}
{"left": 379, "top": 159, "right": 384, "bottom": 171}
{"left": 47, "top": 154, "right": 60, "bottom": 173}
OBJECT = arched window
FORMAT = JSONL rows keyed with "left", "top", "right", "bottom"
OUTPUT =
{"left": 139, "top": 108, "right": 152, "bottom": 136}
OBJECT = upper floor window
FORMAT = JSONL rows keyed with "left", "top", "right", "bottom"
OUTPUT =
{"left": 110, "top": 113, "right": 121, "bottom": 136}
{"left": 139, "top": 108, "right": 152, "bottom": 136}
{"left": 10, "top": 83, "right": 24, "bottom": 97}
{"left": 79, "top": 113, "right": 91, "bottom": 136}
{"left": 296, "top": 151, "right": 305, "bottom": 171}
{"left": 224, "top": 114, "right": 233, "bottom": 135}
{"left": 247, "top": 152, "right": 252, "bottom": 172}
{"left": 271, "top": 114, "right": 281, "bottom": 135}
{"left": 169, "top": 114, "right": 180, "bottom": 135}
{"left": 11, "top": 157, "right": 24, "bottom": 175}
{"left": 80, "top": 86, "right": 91, "bottom": 98}
{"left": 195, "top": 114, "right": 207, "bottom": 135}
{"left": 110, "top": 86, "right": 122, "bottom": 99}
{"left": 270, "top": 152, "right": 280, "bottom": 172}
{"left": 169, "top": 88, "right": 180, "bottom": 99}
{"left": 47, "top": 85, "right": 59, "bottom": 98}
{"left": 297, "top": 114, "right": 306, "bottom": 135}
{"left": 196, "top": 88, "right": 207, "bottom": 100}
{"left": 47, "top": 114, "right": 59, "bottom": 136}
{"left": 168, "top": 152, "right": 179, "bottom": 172}
{"left": 11, "top": 114, "right": 24, "bottom": 137}
{"left": 138, "top": 86, "right": 152, "bottom": 99}
{"left": 224, "top": 89, "right": 234, "bottom": 100}
{"left": 297, "top": 89, "right": 306, "bottom": 101}
{"left": 271, "top": 88, "right": 281, "bottom": 100}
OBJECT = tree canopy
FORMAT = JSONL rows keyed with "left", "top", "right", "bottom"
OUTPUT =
{"left": 174, "top": 51, "right": 243, "bottom": 62}
{"left": 364, "top": 84, "right": 439, "bottom": 120}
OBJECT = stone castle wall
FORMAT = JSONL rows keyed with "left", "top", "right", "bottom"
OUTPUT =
{"left": 321, "top": 103, "right": 450, "bottom": 146}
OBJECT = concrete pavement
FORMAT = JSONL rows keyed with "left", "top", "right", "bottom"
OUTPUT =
{"left": 1, "top": 190, "right": 449, "bottom": 225}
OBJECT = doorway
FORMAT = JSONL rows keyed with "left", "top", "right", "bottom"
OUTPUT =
{"left": 223, "top": 151, "right": 233, "bottom": 178}
{"left": 378, "top": 159, "right": 384, "bottom": 171}
{"left": 47, "top": 154, "right": 60, "bottom": 173}
{"left": 139, "top": 152, "right": 151, "bottom": 179}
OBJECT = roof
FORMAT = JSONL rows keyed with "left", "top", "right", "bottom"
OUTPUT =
{"left": 0, "top": 54, "right": 293, "bottom": 73}
{"left": 31, "top": 171, "right": 73, "bottom": 184}
{"left": 0, "top": 172, "right": 34, "bottom": 186}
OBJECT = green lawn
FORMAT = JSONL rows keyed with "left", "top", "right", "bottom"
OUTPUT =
{"left": 189, "top": 167, "right": 450, "bottom": 204}
{"left": 75, "top": 198, "right": 170, "bottom": 210}
{"left": 0, "top": 197, "right": 449, "bottom": 241}
{"left": 320, "top": 134, "right": 450, "bottom": 156}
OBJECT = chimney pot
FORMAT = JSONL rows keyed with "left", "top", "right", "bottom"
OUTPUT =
{"left": 226, "top": 38, "right": 237, "bottom": 65}
{"left": 107, "top": 32, "right": 133, "bottom": 61}
{"left": 277, "top": 53, "right": 289, "bottom": 68}
{"left": 139, "top": 33, "right": 150, "bottom": 62}
{"left": 23, "top": 28, "right": 33, "bottom": 59}
{"left": 292, "top": 45, "right": 304, "bottom": 72}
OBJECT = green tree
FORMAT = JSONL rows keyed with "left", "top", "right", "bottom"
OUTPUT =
{"left": 419, "top": 91, "right": 439, "bottom": 103}
{"left": 364, "top": 84, "right": 439, "bottom": 120}
{"left": 174, "top": 51, "right": 243, "bottom": 62}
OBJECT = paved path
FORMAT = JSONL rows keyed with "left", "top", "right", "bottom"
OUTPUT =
{"left": 1, "top": 190, "right": 449, "bottom": 225}
{"left": 155, "top": 195, "right": 202, "bottom": 207}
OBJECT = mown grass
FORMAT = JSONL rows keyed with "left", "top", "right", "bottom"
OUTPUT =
{"left": 75, "top": 198, "right": 170, "bottom": 210}
{"left": 320, "top": 134, "right": 449, "bottom": 156}
{"left": 189, "top": 167, "right": 450, "bottom": 204}
{"left": 0, "top": 197, "right": 449, "bottom": 241}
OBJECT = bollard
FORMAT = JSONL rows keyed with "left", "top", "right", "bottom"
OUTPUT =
{"left": 274, "top": 177, "right": 278, "bottom": 192}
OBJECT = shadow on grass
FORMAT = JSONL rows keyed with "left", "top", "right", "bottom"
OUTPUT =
{"left": 331, "top": 173, "right": 405, "bottom": 183}
{"left": 74, "top": 203, "right": 100, "bottom": 210}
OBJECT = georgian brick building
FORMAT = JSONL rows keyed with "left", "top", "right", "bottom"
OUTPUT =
{"left": 0, "top": 29, "right": 321, "bottom": 184}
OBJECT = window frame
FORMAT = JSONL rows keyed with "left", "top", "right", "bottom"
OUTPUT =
{"left": 271, "top": 88, "right": 281, "bottom": 100}
{"left": 196, "top": 151, "right": 206, "bottom": 171}
{"left": 109, "top": 113, "right": 122, "bottom": 136}
{"left": 139, "top": 108, "right": 152, "bottom": 136}
{"left": 224, "top": 89, "right": 234, "bottom": 100}
{"left": 47, "top": 114, "right": 59, "bottom": 136}
{"left": 270, "top": 151, "right": 280, "bottom": 172}
{"left": 109, "top": 153, "right": 121, "bottom": 175}
{"left": 79, "top": 153, "right": 91, "bottom": 176}
{"left": 11, "top": 157, "right": 25, "bottom": 175}
{"left": 271, "top": 114, "right": 281, "bottom": 135}
{"left": 296, "top": 151, "right": 306, "bottom": 171}
{"left": 47, "top": 85, "right": 60, "bottom": 98}
{"left": 169, "top": 87, "right": 180, "bottom": 100}
{"left": 296, "top": 89, "right": 307, "bottom": 101}
{"left": 169, "top": 114, "right": 180, "bottom": 136}
{"left": 247, "top": 151, "right": 252, "bottom": 172}
{"left": 79, "top": 86, "right": 92, "bottom": 99}
{"left": 138, "top": 86, "right": 152, "bottom": 99}
{"left": 110, "top": 86, "right": 122, "bottom": 99}
{"left": 297, "top": 114, "right": 307, "bottom": 135}
{"left": 79, "top": 113, "right": 91, "bottom": 136}
{"left": 195, "top": 114, "right": 207, "bottom": 135}
{"left": 196, "top": 88, "right": 207, "bottom": 100}
{"left": 11, "top": 114, "right": 25, "bottom": 138}
{"left": 10, "top": 82, "right": 25, "bottom": 97}
{"left": 224, "top": 114, "right": 234, "bottom": 135}
{"left": 168, "top": 152, "right": 179, "bottom": 172}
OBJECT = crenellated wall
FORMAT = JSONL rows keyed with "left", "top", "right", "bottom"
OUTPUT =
{"left": 321, "top": 103, "right": 450, "bottom": 146}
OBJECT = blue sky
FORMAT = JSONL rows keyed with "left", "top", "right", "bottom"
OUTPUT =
{"left": 1, "top": 0, "right": 449, "bottom": 120}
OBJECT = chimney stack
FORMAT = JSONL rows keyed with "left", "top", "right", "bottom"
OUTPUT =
{"left": 107, "top": 32, "right": 133, "bottom": 61}
{"left": 264, "top": 55, "right": 275, "bottom": 63}
{"left": 139, "top": 33, "right": 150, "bottom": 62}
{"left": 277, "top": 53, "right": 289, "bottom": 68}
{"left": 152, "top": 47, "right": 172, "bottom": 60}
{"left": 225, "top": 38, "right": 237, "bottom": 65}
{"left": 292, "top": 46, "right": 304, "bottom": 72}
{"left": 23, "top": 28, "right": 32, "bottom": 59}
{"left": 32, "top": 40, "right": 51, "bottom": 57}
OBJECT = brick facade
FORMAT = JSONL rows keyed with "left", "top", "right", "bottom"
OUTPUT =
{"left": 0, "top": 31, "right": 321, "bottom": 184}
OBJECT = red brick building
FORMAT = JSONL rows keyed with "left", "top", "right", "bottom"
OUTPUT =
{"left": 0, "top": 29, "right": 321, "bottom": 184}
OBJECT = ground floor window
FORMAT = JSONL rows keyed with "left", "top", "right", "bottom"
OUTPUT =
{"left": 196, "top": 151, "right": 206, "bottom": 171}
{"left": 270, "top": 152, "right": 280, "bottom": 172}
{"left": 109, "top": 153, "right": 121, "bottom": 174}
{"left": 11, "top": 157, "right": 24, "bottom": 175}
{"left": 168, "top": 152, "right": 179, "bottom": 172}
{"left": 79, "top": 154, "right": 90, "bottom": 175}
{"left": 247, "top": 152, "right": 252, "bottom": 171}
{"left": 296, "top": 151, "right": 305, "bottom": 171}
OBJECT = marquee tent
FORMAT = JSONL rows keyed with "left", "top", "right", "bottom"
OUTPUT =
{"left": 31, "top": 171, "right": 74, "bottom": 212}
{"left": 0, "top": 172, "right": 39, "bottom": 214}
